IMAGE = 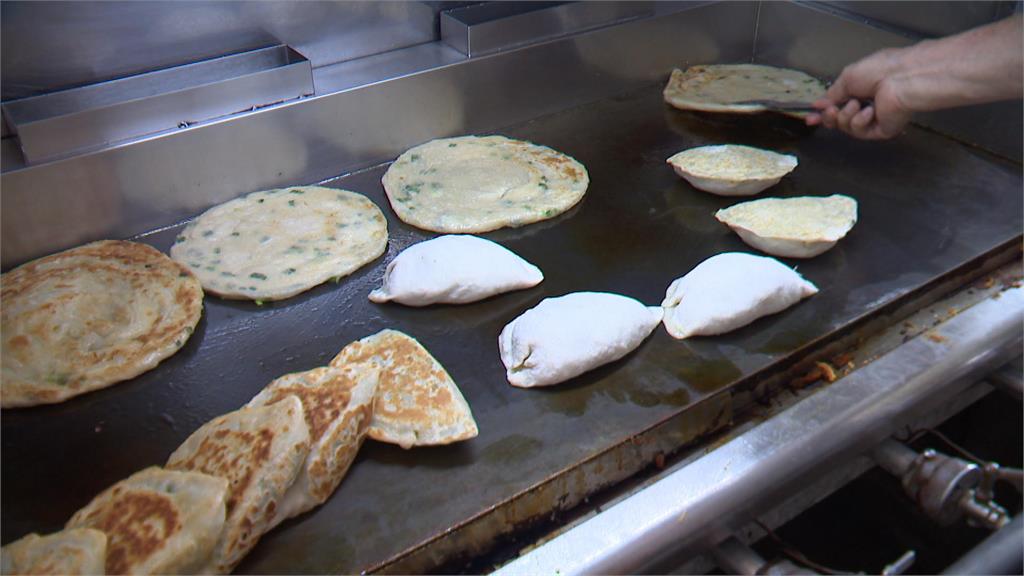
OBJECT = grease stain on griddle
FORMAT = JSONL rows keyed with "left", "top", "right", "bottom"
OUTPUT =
{"left": 365, "top": 440, "right": 476, "bottom": 470}
{"left": 675, "top": 357, "right": 743, "bottom": 394}
{"left": 755, "top": 329, "right": 815, "bottom": 355}
{"left": 605, "top": 386, "right": 691, "bottom": 408}
{"left": 539, "top": 372, "right": 692, "bottom": 416}
{"left": 480, "top": 435, "right": 543, "bottom": 466}
{"left": 240, "top": 526, "right": 356, "bottom": 574}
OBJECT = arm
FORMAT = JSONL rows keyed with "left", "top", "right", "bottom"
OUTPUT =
{"left": 806, "top": 15, "right": 1023, "bottom": 140}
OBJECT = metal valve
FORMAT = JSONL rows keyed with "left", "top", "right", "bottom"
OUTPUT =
{"left": 871, "top": 439, "right": 1012, "bottom": 530}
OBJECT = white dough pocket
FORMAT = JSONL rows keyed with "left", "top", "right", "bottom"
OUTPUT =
{"left": 662, "top": 252, "right": 817, "bottom": 339}
{"left": 499, "top": 292, "right": 663, "bottom": 388}
{"left": 369, "top": 235, "right": 543, "bottom": 306}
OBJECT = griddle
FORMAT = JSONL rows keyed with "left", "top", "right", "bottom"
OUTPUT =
{"left": 2, "top": 83, "right": 1021, "bottom": 573}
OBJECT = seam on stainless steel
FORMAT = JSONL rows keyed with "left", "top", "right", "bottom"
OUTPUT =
{"left": 799, "top": 1, "right": 925, "bottom": 40}
{"left": 750, "top": 1, "right": 763, "bottom": 63}
{"left": 495, "top": 287, "right": 1024, "bottom": 575}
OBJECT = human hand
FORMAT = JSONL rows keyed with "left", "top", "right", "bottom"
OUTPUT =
{"left": 805, "top": 48, "right": 913, "bottom": 140}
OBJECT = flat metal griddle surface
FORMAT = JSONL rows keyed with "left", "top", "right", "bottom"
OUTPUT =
{"left": 2, "top": 83, "right": 1021, "bottom": 573}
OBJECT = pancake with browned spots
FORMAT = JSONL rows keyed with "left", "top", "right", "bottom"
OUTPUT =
{"left": 65, "top": 467, "right": 228, "bottom": 575}
{"left": 166, "top": 396, "right": 309, "bottom": 574}
{"left": 382, "top": 136, "right": 589, "bottom": 233}
{"left": 331, "top": 330, "right": 477, "bottom": 449}
{"left": 663, "top": 64, "right": 826, "bottom": 117}
{"left": 1, "top": 240, "right": 203, "bottom": 408}
{"left": 1, "top": 528, "right": 107, "bottom": 575}
{"left": 247, "top": 364, "right": 378, "bottom": 527}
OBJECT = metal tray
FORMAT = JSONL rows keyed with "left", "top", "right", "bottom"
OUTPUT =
{"left": 2, "top": 45, "right": 313, "bottom": 164}
{"left": 2, "top": 83, "right": 1021, "bottom": 573}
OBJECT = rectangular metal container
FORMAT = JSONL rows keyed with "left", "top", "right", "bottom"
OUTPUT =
{"left": 441, "top": 1, "right": 655, "bottom": 56}
{"left": 3, "top": 45, "right": 314, "bottom": 164}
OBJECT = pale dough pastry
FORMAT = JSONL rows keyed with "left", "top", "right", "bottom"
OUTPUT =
{"left": 369, "top": 235, "right": 543, "bottom": 306}
{"left": 499, "top": 292, "right": 663, "bottom": 388}
{"left": 661, "top": 252, "right": 818, "bottom": 339}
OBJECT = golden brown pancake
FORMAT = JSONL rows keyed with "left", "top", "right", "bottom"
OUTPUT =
{"left": 663, "top": 64, "right": 826, "bottom": 117}
{"left": 1, "top": 240, "right": 203, "bottom": 408}
{"left": 166, "top": 396, "right": 310, "bottom": 574}
{"left": 1, "top": 528, "right": 107, "bottom": 575}
{"left": 331, "top": 330, "right": 477, "bottom": 449}
{"left": 247, "top": 364, "right": 378, "bottom": 527}
{"left": 65, "top": 467, "right": 228, "bottom": 575}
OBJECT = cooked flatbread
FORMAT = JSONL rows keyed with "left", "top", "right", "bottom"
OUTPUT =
{"left": 499, "top": 292, "right": 663, "bottom": 388}
{"left": 662, "top": 252, "right": 818, "bottom": 339}
{"left": 247, "top": 364, "right": 378, "bottom": 527}
{"left": 667, "top": 145, "right": 797, "bottom": 196}
{"left": 663, "top": 64, "right": 826, "bottom": 115}
{"left": 382, "top": 136, "right": 589, "bottom": 233}
{"left": 1, "top": 528, "right": 106, "bottom": 575}
{"left": 715, "top": 195, "right": 858, "bottom": 258}
{"left": 65, "top": 467, "right": 228, "bottom": 575}
{"left": 170, "top": 186, "right": 387, "bottom": 301}
{"left": 369, "top": 235, "right": 544, "bottom": 306}
{"left": 331, "top": 330, "right": 477, "bottom": 449}
{"left": 1, "top": 240, "right": 203, "bottom": 409}
{"left": 166, "top": 396, "right": 310, "bottom": 574}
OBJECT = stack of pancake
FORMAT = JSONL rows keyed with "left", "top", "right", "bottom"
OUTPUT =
{"left": 1, "top": 329, "right": 477, "bottom": 575}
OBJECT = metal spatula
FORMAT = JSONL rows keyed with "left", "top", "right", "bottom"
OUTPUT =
{"left": 732, "top": 98, "right": 872, "bottom": 113}
{"left": 732, "top": 99, "right": 818, "bottom": 112}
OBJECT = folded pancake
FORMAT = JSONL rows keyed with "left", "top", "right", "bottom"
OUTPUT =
{"left": 1, "top": 240, "right": 203, "bottom": 408}
{"left": 247, "top": 364, "right": 378, "bottom": 527}
{"left": 369, "top": 235, "right": 544, "bottom": 306}
{"left": 667, "top": 145, "right": 797, "bottom": 196}
{"left": 715, "top": 194, "right": 858, "bottom": 258}
{"left": 171, "top": 186, "right": 387, "bottom": 301}
{"left": 166, "top": 396, "right": 310, "bottom": 574}
{"left": 382, "top": 135, "right": 588, "bottom": 233}
{"left": 1, "top": 528, "right": 106, "bottom": 575}
{"left": 663, "top": 64, "right": 826, "bottom": 116}
{"left": 499, "top": 292, "right": 663, "bottom": 388}
{"left": 661, "top": 252, "right": 818, "bottom": 339}
{"left": 331, "top": 330, "right": 477, "bottom": 449}
{"left": 65, "top": 467, "right": 228, "bottom": 575}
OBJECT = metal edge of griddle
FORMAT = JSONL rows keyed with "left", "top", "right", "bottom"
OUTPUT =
{"left": 495, "top": 279, "right": 1024, "bottom": 576}
{"left": 368, "top": 237, "right": 1022, "bottom": 573}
